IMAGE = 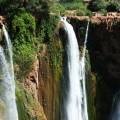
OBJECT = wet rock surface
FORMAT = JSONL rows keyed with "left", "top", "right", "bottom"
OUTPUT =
{"left": 88, "top": 22, "right": 120, "bottom": 120}
{"left": 69, "top": 17, "right": 120, "bottom": 120}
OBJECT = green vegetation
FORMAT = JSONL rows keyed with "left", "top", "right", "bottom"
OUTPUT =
{"left": 0, "top": 0, "right": 120, "bottom": 17}
{"left": 88, "top": 0, "right": 120, "bottom": 12}
{"left": 60, "top": 1, "right": 91, "bottom": 16}
{"left": 106, "top": 1, "right": 120, "bottom": 12}
{"left": 8, "top": 3, "right": 61, "bottom": 81}
{"left": 11, "top": 9, "right": 36, "bottom": 80}
{"left": 48, "top": 36, "right": 63, "bottom": 72}
{"left": 49, "top": 2, "right": 66, "bottom": 15}
{"left": 0, "top": 0, "right": 49, "bottom": 14}
{"left": 61, "top": 1, "right": 86, "bottom": 10}
{"left": 16, "top": 81, "right": 46, "bottom": 120}
{"left": 86, "top": 53, "right": 96, "bottom": 120}
{"left": 1, "top": 0, "right": 120, "bottom": 120}
{"left": 36, "top": 15, "right": 59, "bottom": 43}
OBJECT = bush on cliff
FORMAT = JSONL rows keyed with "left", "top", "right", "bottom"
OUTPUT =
{"left": 36, "top": 15, "right": 59, "bottom": 43}
{"left": 88, "top": 0, "right": 107, "bottom": 12}
{"left": 88, "top": 0, "right": 120, "bottom": 12}
{"left": 11, "top": 9, "right": 36, "bottom": 80}
{"left": 106, "top": 1, "right": 120, "bottom": 12}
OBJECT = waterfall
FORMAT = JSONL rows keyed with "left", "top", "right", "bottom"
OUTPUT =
{"left": 0, "top": 25, "right": 18, "bottom": 120}
{"left": 110, "top": 92, "right": 120, "bottom": 120}
{"left": 81, "top": 21, "right": 89, "bottom": 120}
{"left": 60, "top": 17, "right": 89, "bottom": 120}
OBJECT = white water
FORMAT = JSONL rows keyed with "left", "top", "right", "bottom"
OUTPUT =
{"left": 81, "top": 21, "right": 89, "bottom": 120}
{"left": 0, "top": 25, "right": 18, "bottom": 120}
{"left": 60, "top": 17, "right": 89, "bottom": 120}
{"left": 110, "top": 92, "right": 120, "bottom": 120}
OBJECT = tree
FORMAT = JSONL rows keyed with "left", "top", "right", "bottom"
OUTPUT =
{"left": 106, "top": 1, "right": 120, "bottom": 12}
{"left": 60, "top": 0, "right": 83, "bottom": 2}
{"left": 88, "top": 0, "right": 120, "bottom": 12}
{"left": 88, "top": 0, "right": 107, "bottom": 11}
{"left": 0, "top": 0, "right": 55, "bottom": 15}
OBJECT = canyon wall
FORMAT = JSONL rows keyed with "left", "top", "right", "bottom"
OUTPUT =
{"left": 70, "top": 17, "right": 120, "bottom": 120}
{"left": 1, "top": 14, "right": 120, "bottom": 120}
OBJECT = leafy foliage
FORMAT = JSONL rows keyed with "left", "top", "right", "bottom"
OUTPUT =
{"left": 106, "top": 1, "right": 120, "bottom": 12}
{"left": 88, "top": 0, "right": 120, "bottom": 12}
{"left": 60, "top": 0, "right": 81, "bottom": 2}
{"left": 11, "top": 10, "right": 36, "bottom": 79}
{"left": 61, "top": 1, "right": 85, "bottom": 10}
{"left": 0, "top": 0, "right": 54, "bottom": 15}
{"left": 16, "top": 81, "right": 46, "bottom": 120}
{"left": 48, "top": 36, "right": 63, "bottom": 71}
{"left": 12, "top": 10, "right": 36, "bottom": 42}
{"left": 36, "top": 15, "right": 59, "bottom": 43}
{"left": 10, "top": 7, "right": 60, "bottom": 80}
{"left": 60, "top": 0, "right": 91, "bottom": 16}
{"left": 49, "top": 2, "right": 65, "bottom": 15}
{"left": 88, "top": 0, "right": 107, "bottom": 12}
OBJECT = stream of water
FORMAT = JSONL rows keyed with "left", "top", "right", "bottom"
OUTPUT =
{"left": 0, "top": 25, "right": 18, "bottom": 120}
{"left": 61, "top": 17, "right": 89, "bottom": 120}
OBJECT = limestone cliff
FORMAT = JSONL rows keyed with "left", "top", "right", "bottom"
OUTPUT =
{"left": 16, "top": 56, "right": 47, "bottom": 120}
{"left": 16, "top": 33, "right": 63, "bottom": 120}
{"left": 69, "top": 17, "right": 120, "bottom": 120}
{"left": 1, "top": 15, "right": 119, "bottom": 120}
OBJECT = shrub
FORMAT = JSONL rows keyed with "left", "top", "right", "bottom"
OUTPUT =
{"left": 60, "top": 1, "right": 91, "bottom": 16}
{"left": 48, "top": 36, "right": 63, "bottom": 72}
{"left": 11, "top": 10, "right": 36, "bottom": 80}
{"left": 76, "top": 7, "right": 92, "bottom": 16}
{"left": 88, "top": 0, "right": 120, "bottom": 12}
{"left": 36, "top": 15, "right": 59, "bottom": 43}
{"left": 61, "top": 1, "right": 86, "bottom": 10}
{"left": 88, "top": 0, "right": 107, "bottom": 12}
{"left": 12, "top": 9, "right": 36, "bottom": 42}
{"left": 14, "top": 43, "right": 35, "bottom": 79}
{"left": 49, "top": 2, "right": 65, "bottom": 15}
{"left": 106, "top": 1, "right": 120, "bottom": 12}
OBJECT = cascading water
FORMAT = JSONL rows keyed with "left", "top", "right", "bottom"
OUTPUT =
{"left": 110, "top": 92, "right": 120, "bottom": 120}
{"left": 0, "top": 25, "right": 18, "bottom": 120}
{"left": 81, "top": 21, "right": 89, "bottom": 120}
{"left": 60, "top": 17, "right": 89, "bottom": 120}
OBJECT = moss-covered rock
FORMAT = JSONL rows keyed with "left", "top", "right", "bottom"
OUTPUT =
{"left": 86, "top": 51, "right": 96, "bottom": 120}
{"left": 16, "top": 81, "right": 47, "bottom": 120}
{"left": 37, "top": 35, "right": 63, "bottom": 120}
{"left": 0, "top": 98, "right": 6, "bottom": 120}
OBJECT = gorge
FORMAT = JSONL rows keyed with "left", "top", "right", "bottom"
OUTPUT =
{"left": 0, "top": 0, "right": 120, "bottom": 120}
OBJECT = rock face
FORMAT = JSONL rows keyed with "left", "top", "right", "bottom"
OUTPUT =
{"left": 88, "top": 22, "right": 120, "bottom": 120}
{"left": 16, "top": 55, "right": 47, "bottom": 120}
{"left": 69, "top": 17, "right": 120, "bottom": 120}
{"left": 24, "top": 55, "right": 39, "bottom": 100}
{"left": 0, "top": 16, "right": 5, "bottom": 26}
{"left": 18, "top": 37, "right": 62, "bottom": 120}
{"left": 11, "top": 16, "right": 120, "bottom": 120}
{"left": 38, "top": 44, "right": 55, "bottom": 120}
{"left": 37, "top": 39, "right": 63, "bottom": 120}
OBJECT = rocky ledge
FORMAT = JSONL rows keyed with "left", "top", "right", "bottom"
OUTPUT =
{"left": 68, "top": 13, "right": 120, "bottom": 24}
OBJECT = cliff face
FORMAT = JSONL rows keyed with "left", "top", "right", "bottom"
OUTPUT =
{"left": 88, "top": 22, "right": 120, "bottom": 120}
{"left": 69, "top": 17, "right": 120, "bottom": 120}
{"left": 16, "top": 56, "right": 47, "bottom": 120}
{"left": 17, "top": 33, "right": 63, "bottom": 120}
{"left": 37, "top": 44, "right": 56, "bottom": 120}
{"left": 1, "top": 15, "right": 119, "bottom": 120}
